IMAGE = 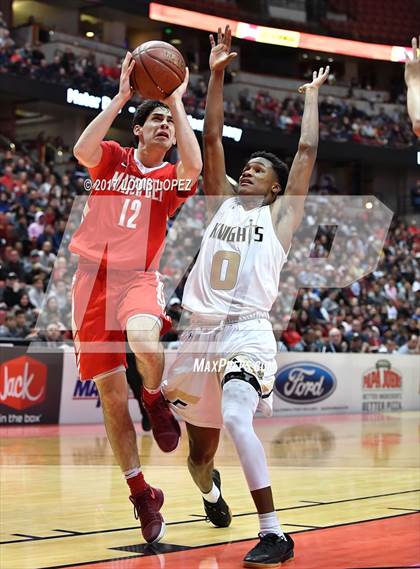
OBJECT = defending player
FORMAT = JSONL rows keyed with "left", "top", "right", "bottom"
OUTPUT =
{"left": 405, "top": 36, "right": 420, "bottom": 137}
{"left": 163, "top": 27, "right": 328, "bottom": 566}
{"left": 70, "top": 52, "right": 201, "bottom": 543}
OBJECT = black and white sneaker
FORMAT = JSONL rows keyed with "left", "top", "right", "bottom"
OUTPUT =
{"left": 243, "top": 533, "right": 294, "bottom": 567}
{"left": 203, "top": 469, "right": 232, "bottom": 528}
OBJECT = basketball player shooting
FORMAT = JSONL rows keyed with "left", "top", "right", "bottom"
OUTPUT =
{"left": 69, "top": 52, "right": 202, "bottom": 543}
{"left": 405, "top": 36, "right": 420, "bottom": 136}
{"left": 163, "top": 26, "right": 329, "bottom": 567}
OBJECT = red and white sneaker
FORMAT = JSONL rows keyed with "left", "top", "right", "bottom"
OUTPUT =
{"left": 142, "top": 391, "right": 181, "bottom": 453}
{"left": 129, "top": 485, "right": 165, "bottom": 543}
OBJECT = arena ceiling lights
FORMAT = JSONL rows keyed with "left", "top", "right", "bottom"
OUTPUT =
{"left": 149, "top": 2, "right": 410, "bottom": 63}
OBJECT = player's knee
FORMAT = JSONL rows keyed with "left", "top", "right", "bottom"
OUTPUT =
{"left": 222, "top": 405, "right": 243, "bottom": 434}
{"left": 96, "top": 380, "right": 127, "bottom": 409}
{"left": 222, "top": 377, "right": 258, "bottom": 435}
{"left": 127, "top": 329, "right": 159, "bottom": 356}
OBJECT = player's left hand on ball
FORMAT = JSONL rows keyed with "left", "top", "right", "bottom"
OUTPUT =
{"left": 118, "top": 51, "right": 135, "bottom": 102}
{"left": 163, "top": 67, "right": 189, "bottom": 105}
{"left": 404, "top": 36, "right": 420, "bottom": 85}
{"left": 298, "top": 66, "right": 330, "bottom": 93}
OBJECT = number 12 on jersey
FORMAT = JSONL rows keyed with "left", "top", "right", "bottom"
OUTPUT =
{"left": 118, "top": 198, "right": 142, "bottom": 229}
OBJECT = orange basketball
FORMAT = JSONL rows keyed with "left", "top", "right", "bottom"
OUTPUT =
{"left": 130, "top": 40, "right": 186, "bottom": 100}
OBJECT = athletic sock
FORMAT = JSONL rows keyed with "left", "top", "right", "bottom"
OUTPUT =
{"left": 124, "top": 467, "right": 148, "bottom": 496}
{"left": 201, "top": 482, "right": 221, "bottom": 503}
{"left": 258, "top": 511, "right": 285, "bottom": 538}
{"left": 142, "top": 386, "right": 161, "bottom": 405}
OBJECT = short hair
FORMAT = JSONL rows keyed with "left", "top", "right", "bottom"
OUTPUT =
{"left": 132, "top": 100, "right": 170, "bottom": 145}
{"left": 249, "top": 151, "right": 289, "bottom": 193}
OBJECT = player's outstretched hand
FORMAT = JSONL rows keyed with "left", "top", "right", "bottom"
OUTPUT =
{"left": 118, "top": 51, "right": 135, "bottom": 103}
{"left": 298, "top": 66, "right": 330, "bottom": 93}
{"left": 405, "top": 36, "right": 420, "bottom": 86}
{"left": 209, "top": 25, "right": 237, "bottom": 72}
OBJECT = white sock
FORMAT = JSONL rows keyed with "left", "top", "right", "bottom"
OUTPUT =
{"left": 202, "top": 482, "right": 220, "bottom": 504}
{"left": 258, "top": 512, "right": 285, "bottom": 538}
{"left": 124, "top": 467, "right": 142, "bottom": 480}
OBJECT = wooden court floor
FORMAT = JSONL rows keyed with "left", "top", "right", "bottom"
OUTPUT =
{"left": 0, "top": 411, "right": 419, "bottom": 569}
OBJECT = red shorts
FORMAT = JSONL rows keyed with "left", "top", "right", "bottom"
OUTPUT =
{"left": 71, "top": 259, "right": 171, "bottom": 380}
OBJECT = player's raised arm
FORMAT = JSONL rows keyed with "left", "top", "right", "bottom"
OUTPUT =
{"left": 73, "top": 52, "right": 135, "bottom": 167}
{"left": 203, "top": 26, "right": 237, "bottom": 196}
{"left": 276, "top": 67, "right": 329, "bottom": 240}
{"left": 405, "top": 36, "right": 420, "bottom": 137}
{"left": 164, "top": 70, "right": 202, "bottom": 184}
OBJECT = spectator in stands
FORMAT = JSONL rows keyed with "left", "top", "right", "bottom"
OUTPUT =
{"left": 39, "top": 241, "right": 56, "bottom": 270}
{"left": 17, "top": 292, "right": 37, "bottom": 320}
{"left": 26, "top": 321, "right": 64, "bottom": 346}
{"left": 378, "top": 338, "right": 398, "bottom": 354}
{"left": 28, "top": 276, "right": 44, "bottom": 309}
{"left": 282, "top": 321, "right": 302, "bottom": 350}
{"left": 0, "top": 313, "right": 19, "bottom": 337}
{"left": 15, "top": 309, "right": 30, "bottom": 337}
{"left": 349, "top": 332, "right": 370, "bottom": 353}
{"left": 398, "top": 334, "right": 419, "bottom": 354}
{"left": 28, "top": 211, "right": 45, "bottom": 240}
{"left": 3, "top": 272, "right": 22, "bottom": 307}
{"left": 4, "top": 248, "right": 24, "bottom": 279}
{"left": 293, "top": 327, "right": 324, "bottom": 352}
{"left": 322, "top": 327, "right": 347, "bottom": 352}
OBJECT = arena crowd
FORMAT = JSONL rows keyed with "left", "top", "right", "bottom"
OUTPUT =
{"left": 0, "top": 142, "right": 418, "bottom": 353}
{"left": 0, "top": 35, "right": 416, "bottom": 149}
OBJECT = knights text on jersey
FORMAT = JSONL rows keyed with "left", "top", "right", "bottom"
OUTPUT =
{"left": 69, "top": 141, "right": 195, "bottom": 270}
{"left": 183, "top": 197, "right": 287, "bottom": 315}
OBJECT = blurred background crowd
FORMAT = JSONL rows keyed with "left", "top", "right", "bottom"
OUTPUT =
{"left": 0, "top": 143, "right": 418, "bottom": 353}
{"left": 0, "top": 12, "right": 416, "bottom": 149}
{"left": 0, "top": 1, "right": 419, "bottom": 353}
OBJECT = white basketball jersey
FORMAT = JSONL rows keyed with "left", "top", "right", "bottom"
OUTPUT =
{"left": 183, "top": 197, "right": 287, "bottom": 315}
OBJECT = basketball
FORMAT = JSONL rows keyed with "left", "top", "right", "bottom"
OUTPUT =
{"left": 130, "top": 40, "right": 186, "bottom": 100}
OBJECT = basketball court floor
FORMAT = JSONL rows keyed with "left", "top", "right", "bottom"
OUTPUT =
{"left": 1, "top": 411, "right": 419, "bottom": 569}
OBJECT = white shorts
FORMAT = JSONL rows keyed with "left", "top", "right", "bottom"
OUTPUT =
{"left": 162, "top": 315, "right": 277, "bottom": 429}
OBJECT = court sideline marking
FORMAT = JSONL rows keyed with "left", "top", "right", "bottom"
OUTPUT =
{"left": 2, "top": 487, "right": 419, "bottom": 545}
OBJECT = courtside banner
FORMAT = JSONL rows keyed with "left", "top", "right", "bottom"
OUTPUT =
{"left": 58, "top": 349, "right": 419, "bottom": 423}
{"left": 273, "top": 353, "right": 419, "bottom": 416}
{"left": 0, "top": 346, "right": 63, "bottom": 425}
{"left": 59, "top": 349, "right": 142, "bottom": 424}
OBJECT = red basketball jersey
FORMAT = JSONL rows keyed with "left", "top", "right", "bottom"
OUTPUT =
{"left": 69, "top": 141, "right": 196, "bottom": 270}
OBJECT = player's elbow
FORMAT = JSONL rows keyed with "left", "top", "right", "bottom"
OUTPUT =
{"left": 413, "top": 119, "right": 420, "bottom": 138}
{"left": 73, "top": 142, "right": 100, "bottom": 167}
{"left": 203, "top": 129, "right": 221, "bottom": 144}
{"left": 184, "top": 161, "right": 202, "bottom": 183}
{"left": 298, "top": 140, "right": 317, "bottom": 155}
{"left": 73, "top": 141, "right": 86, "bottom": 162}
